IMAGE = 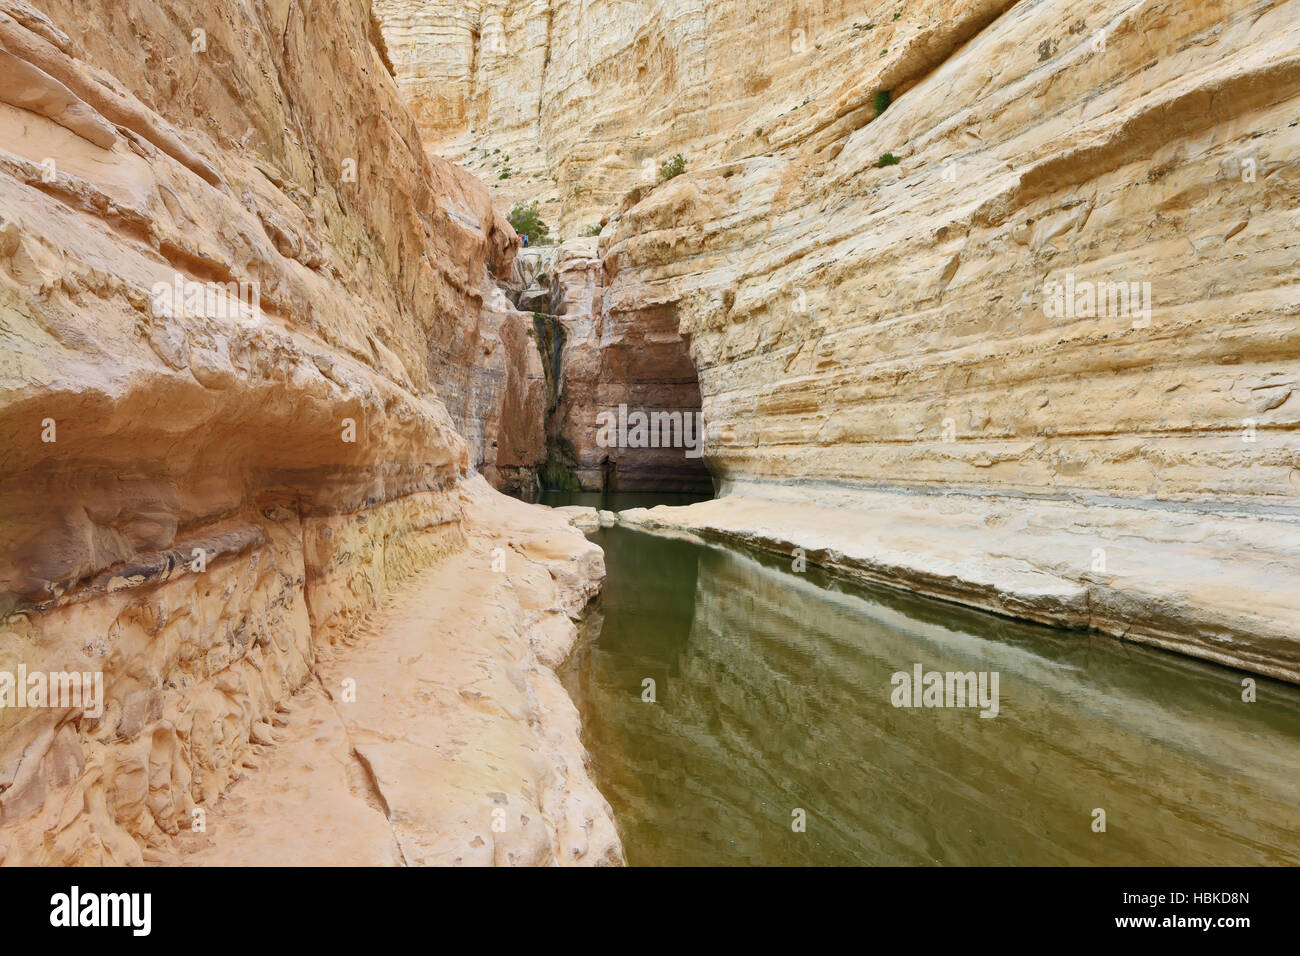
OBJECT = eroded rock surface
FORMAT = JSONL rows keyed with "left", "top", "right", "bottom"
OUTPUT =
{"left": 0, "top": 0, "right": 605, "bottom": 864}
{"left": 172, "top": 479, "right": 620, "bottom": 867}
{"left": 373, "top": 0, "right": 881, "bottom": 234}
{"left": 378, "top": 0, "right": 1300, "bottom": 675}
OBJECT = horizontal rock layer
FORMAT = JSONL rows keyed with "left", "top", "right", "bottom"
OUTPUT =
{"left": 373, "top": 0, "right": 887, "bottom": 235}
{"left": 600, "top": 0, "right": 1300, "bottom": 504}
{"left": 376, "top": 0, "right": 1300, "bottom": 499}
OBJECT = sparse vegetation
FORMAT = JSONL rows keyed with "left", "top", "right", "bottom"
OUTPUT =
{"left": 874, "top": 89, "right": 891, "bottom": 115}
{"left": 876, "top": 152, "right": 901, "bottom": 167}
{"left": 659, "top": 153, "right": 687, "bottom": 182}
{"left": 508, "top": 200, "right": 550, "bottom": 242}
{"left": 499, "top": 170, "right": 511, "bottom": 179}
{"left": 540, "top": 459, "right": 582, "bottom": 492}
{"left": 580, "top": 224, "right": 603, "bottom": 237}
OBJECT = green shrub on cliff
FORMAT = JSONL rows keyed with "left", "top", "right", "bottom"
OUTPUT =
{"left": 659, "top": 153, "right": 687, "bottom": 182}
{"left": 508, "top": 201, "right": 550, "bottom": 242}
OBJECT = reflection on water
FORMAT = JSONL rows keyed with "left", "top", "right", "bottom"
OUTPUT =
{"left": 561, "top": 526, "right": 1300, "bottom": 866}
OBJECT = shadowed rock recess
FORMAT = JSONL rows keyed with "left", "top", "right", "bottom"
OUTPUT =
{"left": 0, "top": 0, "right": 1296, "bottom": 867}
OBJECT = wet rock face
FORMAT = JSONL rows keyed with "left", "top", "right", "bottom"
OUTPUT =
{"left": 502, "top": 237, "right": 713, "bottom": 493}
{"left": 0, "top": 0, "right": 550, "bottom": 862}
{"left": 578, "top": 290, "right": 714, "bottom": 494}
{"left": 510, "top": 247, "right": 560, "bottom": 314}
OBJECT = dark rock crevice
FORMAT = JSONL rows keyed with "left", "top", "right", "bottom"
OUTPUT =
{"left": 507, "top": 240, "right": 714, "bottom": 496}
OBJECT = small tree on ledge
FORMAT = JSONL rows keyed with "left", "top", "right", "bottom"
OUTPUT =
{"left": 508, "top": 201, "right": 550, "bottom": 244}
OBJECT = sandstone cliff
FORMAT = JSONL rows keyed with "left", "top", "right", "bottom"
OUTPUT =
{"left": 4, "top": 0, "right": 1299, "bottom": 869}
{"left": 380, "top": 0, "right": 1300, "bottom": 678}
{"left": 0, "top": 0, "right": 611, "bottom": 864}
{"left": 373, "top": 0, "right": 883, "bottom": 234}
{"left": 374, "top": 0, "right": 1300, "bottom": 498}
{"left": 604, "top": 0, "right": 1300, "bottom": 678}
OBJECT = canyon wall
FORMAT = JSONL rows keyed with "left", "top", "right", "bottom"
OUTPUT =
{"left": 3, "top": 0, "right": 1297, "bottom": 866}
{"left": 372, "top": 0, "right": 894, "bottom": 494}
{"left": 605, "top": 0, "right": 1300, "bottom": 504}
{"left": 374, "top": 0, "right": 875, "bottom": 234}
{"left": 0, "top": 0, "right": 601, "bottom": 863}
{"left": 376, "top": 0, "right": 1300, "bottom": 500}
{"left": 381, "top": 0, "right": 1300, "bottom": 675}
{"left": 533, "top": 236, "right": 713, "bottom": 492}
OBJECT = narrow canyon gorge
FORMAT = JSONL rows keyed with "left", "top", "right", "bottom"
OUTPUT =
{"left": 0, "top": 0, "right": 1296, "bottom": 868}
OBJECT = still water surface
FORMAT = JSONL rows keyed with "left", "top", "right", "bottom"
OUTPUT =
{"left": 559, "top": 511, "right": 1300, "bottom": 866}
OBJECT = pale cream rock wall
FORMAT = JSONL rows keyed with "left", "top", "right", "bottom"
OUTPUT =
{"left": 378, "top": 0, "right": 1298, "bottom": 499}
{"left": 609, "top": 0, "right": 1300, "bottom": 677}
{"left": 374, "top": 0, "right": 877, "bottom": 234}
{"left": 0, "top": 0, "right": 596, "bottom": 864}
{"left": 601, "top": 0, "right": 1300, "bottom": 503}
{"left": 381, "top": 0, "right": 1299, "bottom": 674}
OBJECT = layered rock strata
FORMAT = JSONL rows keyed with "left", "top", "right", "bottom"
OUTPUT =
{"left": 379, "top": 0, "right": 1300, "bottom": 676}
{"left": 0, "top": 0, "right": 592, "bottom": 864}
{"left": 372, "top": 0, "right": 885, "bottom": 234}
{"left": 597, "top": 0, "right": 1300, "bottom": 675}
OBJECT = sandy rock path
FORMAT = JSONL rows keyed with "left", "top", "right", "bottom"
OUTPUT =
{"left": 167, "top": 480, "right": 622, "bottom": 866}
